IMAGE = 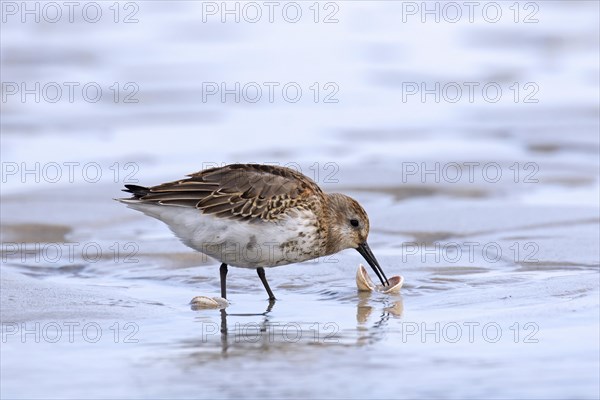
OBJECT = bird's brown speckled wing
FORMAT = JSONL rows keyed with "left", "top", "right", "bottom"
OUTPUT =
{"left": 124, "top": 164, "right": 324, "bottom": 221}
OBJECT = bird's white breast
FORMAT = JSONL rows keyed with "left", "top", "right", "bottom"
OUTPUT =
{"left": 124, "top": 202, "right": 321, "bottom": 268}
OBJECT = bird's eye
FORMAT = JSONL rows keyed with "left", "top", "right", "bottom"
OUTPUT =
{"left": 350, "top": 219, "right": 359, "bottom": 227}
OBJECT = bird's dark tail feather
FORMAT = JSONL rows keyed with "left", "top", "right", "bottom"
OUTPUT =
{"left": 122, "top": 184, "right": 150, "bottom": 199}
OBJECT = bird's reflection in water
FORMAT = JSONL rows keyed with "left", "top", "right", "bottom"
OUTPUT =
{"left": 218, "top": 300, "right": 275, "bottom": 354}
{"left": 184, "top": 295, "right": 403, "bottom": 360}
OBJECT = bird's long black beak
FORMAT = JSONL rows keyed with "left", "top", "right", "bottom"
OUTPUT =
{"left": 356, "top": 242, "right": 389, "bottom": 286}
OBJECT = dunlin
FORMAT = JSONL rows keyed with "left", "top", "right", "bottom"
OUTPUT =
{"left": 118, "top": 164, "right": 389, "bottom": 300}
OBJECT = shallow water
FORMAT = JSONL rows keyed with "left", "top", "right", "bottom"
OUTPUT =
{"left": 1, "top": 1, "right": 599, "bottom": 399}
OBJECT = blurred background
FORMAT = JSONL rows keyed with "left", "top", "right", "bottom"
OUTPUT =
{"left": 1, "top": 1, "right": 599, "bottom": 399}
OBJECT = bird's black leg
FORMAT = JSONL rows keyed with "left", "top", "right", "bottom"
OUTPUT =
{"left": 256, "top": 267, "right": 276, "bottom": 301}
{"left": 220, "top": 263, "right": 228, "bottom": 299}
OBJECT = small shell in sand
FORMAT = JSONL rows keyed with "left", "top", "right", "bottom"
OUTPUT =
{"left": 190, "top": 296, "right": 229, "bottom": 309}
{"left": 356, "top": 264, "right": 403, "bottom": 294}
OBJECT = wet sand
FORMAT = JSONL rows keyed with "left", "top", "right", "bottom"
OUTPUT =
{"left": 1, "top": 180, "right": 599, "bottom": 399}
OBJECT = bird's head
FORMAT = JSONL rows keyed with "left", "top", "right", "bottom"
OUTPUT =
{"left": 325, "top": 193, "right": 389, "bottom": 286}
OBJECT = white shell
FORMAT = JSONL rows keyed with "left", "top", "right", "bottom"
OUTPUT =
{"left": 356, "top": 264, "right": 403, "bottom": 294}
{"left": 190, "top": 296, "right": 229, "bottom": 309}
